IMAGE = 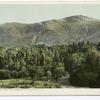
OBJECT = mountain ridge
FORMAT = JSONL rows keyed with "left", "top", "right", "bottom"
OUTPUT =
{"left": 0, "top": 15, "right": 100, "bottom": 47}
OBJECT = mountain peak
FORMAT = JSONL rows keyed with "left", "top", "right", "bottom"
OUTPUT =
{"left": 64, "top": 15, "right": 98, "bottom": 22}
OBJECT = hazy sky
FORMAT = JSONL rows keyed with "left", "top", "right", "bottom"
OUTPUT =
{"left": 0, "top": 4, "right": 100, "bottom": 24}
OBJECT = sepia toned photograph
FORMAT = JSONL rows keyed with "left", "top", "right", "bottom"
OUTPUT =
{"left": 0, "top": 1, "right": 99, "bottom": 95}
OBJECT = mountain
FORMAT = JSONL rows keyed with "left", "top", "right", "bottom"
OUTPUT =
{"left": 0, "top": 15, "right": 100, "bottom": 47}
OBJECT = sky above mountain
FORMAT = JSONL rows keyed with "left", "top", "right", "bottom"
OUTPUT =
{"left": 0, "top": 4, "right": 100, "bottom": 24}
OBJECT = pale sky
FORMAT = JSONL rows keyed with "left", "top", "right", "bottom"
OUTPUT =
{"left": 0, "top": 4, "right": 100, "bottom": 24}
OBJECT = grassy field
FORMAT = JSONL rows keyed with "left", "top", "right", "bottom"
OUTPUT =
{"left": 0, "top": 79, "right": 61, "bottom": 88}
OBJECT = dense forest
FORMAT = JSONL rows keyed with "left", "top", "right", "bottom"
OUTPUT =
{"left": 0, "top": 41, "right": 100, "bottom": 88}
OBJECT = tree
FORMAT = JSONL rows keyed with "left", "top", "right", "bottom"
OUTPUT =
{"left": 52, "top": 63, "right": 65, "bottom": 81}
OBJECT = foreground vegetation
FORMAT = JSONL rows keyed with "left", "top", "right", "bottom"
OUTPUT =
{"left": 0, "top": 41, "right": 100, "bottom": 88}
{"left": 0, "top": 79, "right": 61, "bottom": 88}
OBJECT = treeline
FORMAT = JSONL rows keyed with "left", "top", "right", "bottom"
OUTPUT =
{"left": 0, "top": 41, "right": 100, "bottom": 88}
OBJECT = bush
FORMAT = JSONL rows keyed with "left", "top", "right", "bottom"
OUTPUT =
{"left": 91, "top": 73, "right": 100, "bottom": 88}
{"left": 0, "top": 70, "right": 11, "bottom": 79}
{"left": 33, "top": 81, "right": 61, "bottom": 88}
{"left": 0, "top": 79, "right": 33, "bottom": 88}
{"left": 18, "top": 70, "right": 29, "bottom": 78}
{"left": 10, "top": 71, "right": 18, "bottom": 78}
{"left": 34, "top": 81, "right": 44, "bottom": 88}
{"left": 17, "top": 84, "right": 33, "bottom": 88}
{"left": 70, "top": 71, "right": 98, "bottom": 87}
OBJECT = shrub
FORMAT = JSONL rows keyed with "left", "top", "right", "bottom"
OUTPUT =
{"left": 33, "top": 81, "right": 61, "bottom": 88}
{"left": 34, "top": 81, "right": 44, "bottom": 88}
{"left": 18, "top": 70, "right": 29, "bottom": 78}
{"left": 70, "top": 71, "right": 98, "bottom": 87}
{"left": 0, "top": 70, "right": 11, "bottom": 79}
{"left": 17, "top": 84, "right": 33, "bottom": 88}
{"left": 0, "top": 79, "right": 33, "bottom": 88}
{"left": 10, "top": 71, "right": 18, "bottom": 78}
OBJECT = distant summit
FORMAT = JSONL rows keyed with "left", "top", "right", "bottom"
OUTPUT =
{"left": 64, "top": 15, "right": 98, "bottom": 22}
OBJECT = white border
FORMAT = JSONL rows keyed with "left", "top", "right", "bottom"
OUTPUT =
{"left": 0, "top": 0, "right": 100, "bottom": 4}
{"left": 0, "top": 88, "right": 100, "bottom": 96}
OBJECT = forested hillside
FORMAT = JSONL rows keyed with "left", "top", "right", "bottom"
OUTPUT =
{"left": 0, "top": 41, "right": 100, "bottom": 88}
